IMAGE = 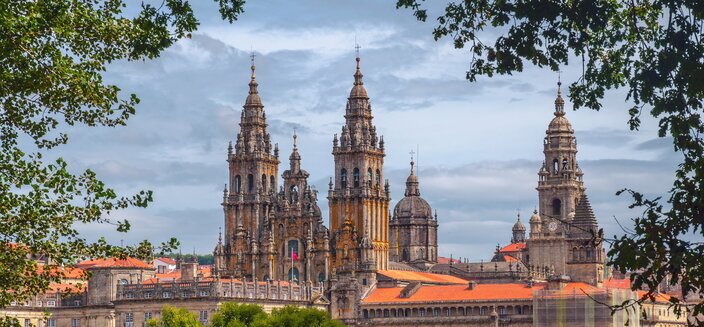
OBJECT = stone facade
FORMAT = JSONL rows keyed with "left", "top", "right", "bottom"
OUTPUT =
{"left": 328, "top": 56, "right": 391, "bottom": 272}
{"left": 389, "top": 159, "right": 438, "bottom": 269}
{"left": 215, "top": 61, "right": 329, "bottom": 284}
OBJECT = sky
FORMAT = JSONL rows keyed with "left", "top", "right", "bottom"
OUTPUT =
{"left": 60, "top": 0, "right": 680, "bottom": 260}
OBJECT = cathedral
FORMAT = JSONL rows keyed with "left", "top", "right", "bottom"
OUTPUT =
{"left": 2, "top": 53, "right": 685, "bottom": 327}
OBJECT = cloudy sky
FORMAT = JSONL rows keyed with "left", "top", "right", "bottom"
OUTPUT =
{"left": 61, "top": 0, "right": 679, "bottom": 260}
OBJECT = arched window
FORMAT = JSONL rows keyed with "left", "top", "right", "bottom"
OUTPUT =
{"left": 562, "top": 158, "right": 569, "bottom": 170}
{"left": 367, "top": 168, "right": 373, "bottom": 187}
{"left": 234, "top": 175, "right": 241, "bottom": 193}
{"left": 118, "top": 279, "right": 128, "bottom": 285}
{"left": 573, "top": 247, "right": 579, "bottom": 262}
{"left": 270, "top": 176, "right": 275, "bottom": 192}
{"left": 418, "top": 248, "right": 424, "bottom": 259}
{"left": 341, "top": 169, "right": 347, "bottom": 188}
{"left": 553, "top": 159, "right": 559, "bottom": 175}
{"left": 353, "top": 168, "right": 360, "bottom": 188}
{"left": 318, "top": 273, "right": 325, "bottom": 283}
{"left": 287, "top": 239, "right": 299, "bottom": 258}
{"left": 290, "top": 185, "right": 298, "bottom": 203}
{"left": 288, "top": 268, "right": 300, "bottom": 282}
{"left": 552, "top": 198, "right": 561, "bottom": 216}
{"left": 402, "top": 249, "right": 409, "bottom": 261}
{"left": 586, "top": 247, "right": 593, "bottom": 259}
{"left": 247, "top": 174, "right": 254, "bottom": 192}
{"left": 261, "top": 174, "right": 267, "bottom": 193}
{"left": 376, "top": 169, "right": 381, "bottom": 186}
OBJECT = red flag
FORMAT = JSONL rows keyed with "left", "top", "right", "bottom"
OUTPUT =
{"left": 291, "top": 248, "right": 298, "bottom": 261}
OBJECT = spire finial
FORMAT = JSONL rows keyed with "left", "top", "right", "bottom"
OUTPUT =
{"left": 218, "top": 227, "right": 222, "bottom": 242}
{"left": 293, "top": 128, "right": 297, "bottom": 148}
{"left": 409, "top": 149, "right": 416, "bottom": 175}
{"left": 250, "top": 52, "right": 256, "bottom": 79}
{"left": 554, "top": 70, "right": 565, "bottom": 116}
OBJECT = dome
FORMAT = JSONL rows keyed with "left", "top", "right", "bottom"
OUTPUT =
{"left": 512, "top": 217, "right": 526, "bottom": 231}
{"left": 547, "top": 115, "right": 573, "bottom": 133}
{"left": 529, "top": 209, "right": 541, "bottom": 223}
{"left": 393, "top": 196, "right": 433, "bottom": 219}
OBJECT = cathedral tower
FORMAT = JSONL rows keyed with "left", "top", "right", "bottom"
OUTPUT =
{"left": 221, "top": 60, "right": 279, "bottom": 278}
{"left": 328, "top": 55, "right": 390, "bottom": 271}
{"left": 389, "top": 158, "right": 438, "bottom": 269}
{"left": 527, "top": 81, "right": 604, "bottom": 285}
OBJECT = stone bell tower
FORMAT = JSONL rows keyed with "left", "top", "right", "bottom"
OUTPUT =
{"left": 328, "top": 53, "right": 390, "bottom": 272}
{"left": 221, "top": 59, "right": 279, "bottom": 278}
{"left": 528, "top": 81, "right": 604, "bottom": 285}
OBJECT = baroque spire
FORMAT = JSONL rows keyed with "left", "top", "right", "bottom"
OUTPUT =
{"left": 245, "top": 55, "right": 262, "bottom": 106}
{"left": 554, "top": 77, "right": 565, "bottom": 117}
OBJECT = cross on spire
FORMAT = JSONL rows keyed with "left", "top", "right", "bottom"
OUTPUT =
{"left": 355, "top": 43, "right": 361, "bottom": 58}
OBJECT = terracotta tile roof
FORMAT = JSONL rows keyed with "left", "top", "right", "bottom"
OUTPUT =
{"left": 378, "top": 270, "right": 467, "bottom": 284}
{"left": 47, "top": 282, "right": 85, "bottom": 293}
{"left": 604, "top": 277, "right": 631, "bottom": 289}
{"left": 156, "top": 257, "right": 176, "bottom": 265}
{"left": 437, "top": 257, "right": 461, "bottom": 264}
{"left": 637, "top": 290, "right": 672, "bottom": 304}
{"left": 76, "top": 257, "right": 152, "bottom": 269}
{"left": 37, "top": 265, "right": 86, "bottom": 279}
{"left": 499, "top": 243, "right": 526, "bottom": 252}
{"left": 363, "top": 282, "right": 545, "bottom": 303}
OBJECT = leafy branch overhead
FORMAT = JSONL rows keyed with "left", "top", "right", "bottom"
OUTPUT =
{"left": 0, "top": 0, "right": 245, "bottom": 322}
{"left": 397, "top": 0, "right": 704, "bottom": 323}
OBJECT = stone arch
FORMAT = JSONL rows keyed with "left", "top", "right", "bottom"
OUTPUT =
{"left": 553, "top": 159, "right": 559, "bottom": 174}
{"left": 247, "top": 174, "right": 254, "bottom": 192}
{"left": 353, "top": 168, "right": 360, "bottom": 188}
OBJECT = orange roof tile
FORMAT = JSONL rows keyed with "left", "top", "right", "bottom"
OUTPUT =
{"left": 363, "top": 283, "right": 544, "bottom": 303}
{"left": 77, "top": 257, "right": 152, "bottom": 269}
{"left": 604, "top": 277, "right": 631, "bottom": 289}
{"left": 378, "top": 270, "right": 467, "bottom": 284}
{"left": 499, "top": 243, "right": 526, "bottom": 252}
{"left": 37, "top": 265, "right": 86, "bottom": 279}
{"left": 437, "top": 257, "right": 461, "bottom": 264}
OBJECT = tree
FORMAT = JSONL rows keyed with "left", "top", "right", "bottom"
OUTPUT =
{"left": 0, "top": 0, "right": 244, "bottom": 325}
{"left": 396, "top": 0, "right": 704, "bottom": 323}
{"left": 209, "top": 303, "right": 267, "bottom": 327}
{"left": 259, "top": 306, "right": 346, "bottom": 327}
{"left": 147, "top": 306, "right": 203, "bottom": 327}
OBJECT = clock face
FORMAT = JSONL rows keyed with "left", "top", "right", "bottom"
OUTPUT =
{"left": 548, "top": 221, "right": 558, "bottom": 231}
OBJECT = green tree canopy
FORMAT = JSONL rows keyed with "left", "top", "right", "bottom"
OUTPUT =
{"left": 258, "top": 306, "right": 346, "bottom": 327}
{"left": 147, "top": 306, "right": 203, "bottom": 327}
{"left": 210, "top": 303, "right": 267, "bottom": 327}
{"left": 396, "top": 0, "right": 704, "bottom": 323}
{"left": 0, "top": 0, "right": 244, "bottom": 325}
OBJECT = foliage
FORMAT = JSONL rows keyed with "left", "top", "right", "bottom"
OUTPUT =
{"left": 147, "top": 306, "right": 204, "bottom": 327}
{"left": 397, "top": 0, "right": 704, "bottom": 323}
{"left": 209, "top": 303, "right": 267, "bottom": 327}
{"left": 0, "top": 0, "right": 245, "bottom": 325}
{"left": 257, "top": 306, "right": 346, "bottom": 327}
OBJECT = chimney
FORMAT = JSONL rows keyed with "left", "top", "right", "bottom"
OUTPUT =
{"left": 180, "top": 262, "right": 197, "bottom": 282}
{"left": 468, "top": 281, "right": 478, "bottom": 290}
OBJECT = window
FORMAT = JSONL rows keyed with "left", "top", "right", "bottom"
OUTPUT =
{"left": 199, "top": 311, "right": 208, "bottom": 324}
{"left": 375, "top": 169, "right": 381, "bottom": 186}
{"left": 499, "top": 307, "right": 506, "bottom": 315}
{"left": 199, "top": 290, "right": 209, "bottom": 297}
{"left": 480, "top": 307, "right": 487, "bottom": 315}
{"left": 181, "top": 291, "right": 190, "bottom": 298}
{"left": 157, "top": 265, "right": 165, "bottom": 274}
{"left": 419, "top": 309, "right": 425, "bottom": 317}
{"left": 118, "top": 279, "right": 129, "bottom": 285}
{"left": 553, "top": 159, "right": 559, "bottom": 174}
{"left": 287, "top": 239, "right": 299, "bottom": 258}
{"left": 367, "top": 168, "right": 373, "bottom": 187}
{"left": 143, "top": 312, "right": 153, "bottom": 327}
{"left": 288, "top": 268, "right": 300, "bottom": 282}
{"left": 162, "top": 291, "right": 171, "bottom": 298}
{"left": 144, "top": 292, "right": 152, "bottom": 299}
{"left": 234, "top": 175, "right": 241, "bottom": 193}
{"left": 25, "top": 319, "right": 30, "bottom": 327}
{"left": 318, "top": 273, "right": 325, "bottom": 283}
{"left": 46, "top": 300, "right": 56, "bottom": 307}
{"left": 125, "top": 313, "right": 134, "bottom": 327}
{"left": 340, "top": 169, "right": 347, "bottom": 188}
{"left": 125, "top": 293, "right": 134, "bottom": 299}
{"left": 270, "top": 176, "right": 275, "bottom": 192}
{"left": 247, "top": 174, "right": 254, "bottom": 192}
{"left": 10, "top": 301, "right": 16, "bottom": 306}
{"left": 71, "top": 318, "right": 80, "bottom": 327}
{"left": 74, "top": 300, "right": 80, "bottom": 306}
{"left": 552, "top": 198, "right": 561, "bottom": 216}
{"left": 353, "top": 168, "right": 360, "bottom": 187}
{"left": 290, "top": 185, "right": 298, "bottom": 202}
{"left": 47, "top": 320, "right": 56, "bottom": 327}
{"left": 261, "top": 174, "right": 267, "bottom": 193}
{"left": 37, "top": 301, "right": 43, "bottom": 307}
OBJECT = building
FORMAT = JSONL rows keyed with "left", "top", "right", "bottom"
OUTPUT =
{"left": 0, "top": 54, "right": 689, "bottom": 327}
